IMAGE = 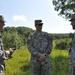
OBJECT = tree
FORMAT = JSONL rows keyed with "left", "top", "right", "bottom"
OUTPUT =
{"left": 2, "top": 26, "right": 34, "bottom": 49}
{"left": 54, "top": 38, "right": 72, "bottom": 50}
{"left": 52, "top": 0, "right": 75, "bottom": 19}
{"left": 3, "top": 27, "right": 23, "bottom": 49}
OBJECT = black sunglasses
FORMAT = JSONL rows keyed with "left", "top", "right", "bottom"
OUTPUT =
{"left": 0, "top": 21, "right": 4, "bottom": 23}
{"left": 38, "top": 24, "right": 43, "bottom": 26}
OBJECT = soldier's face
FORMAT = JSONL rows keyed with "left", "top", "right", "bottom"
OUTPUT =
{"left": 35, "top": 24, "right": 43, "bottom": 32}
{"left": 0, "top": 21, "right": 5, "bottom": 30}
{"left": 70, "top": 19, "right": 75, "bottom": 29}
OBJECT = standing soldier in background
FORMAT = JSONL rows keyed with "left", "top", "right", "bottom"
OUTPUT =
{"left": 0, "top": 15, "right": 14, "bottom": 75}
{"left": 69, "top": 14, "right": 75, "bottom": 75}
{"left": 27, "top": 19, "right": 52, "bottom": 75}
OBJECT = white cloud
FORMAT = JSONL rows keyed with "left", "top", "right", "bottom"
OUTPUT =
{"left": 13, "top": 15, "right": 27, "bottom": 22}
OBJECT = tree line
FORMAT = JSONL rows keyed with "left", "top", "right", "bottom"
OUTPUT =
{"left": 2, "top": 26, "right": 33, "bottom": 50}
{"left": 1, "top": 26, "right": 73, "bottom": 50}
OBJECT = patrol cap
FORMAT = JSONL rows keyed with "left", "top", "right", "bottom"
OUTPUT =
{"left": 0, "top": 15, "right": 6, "bottom": 22}
{"left": 69, "top": 14, "right": 75, "bottom": 21}
{"left": 35, "top": 20, "right": 43, "bottom": 25}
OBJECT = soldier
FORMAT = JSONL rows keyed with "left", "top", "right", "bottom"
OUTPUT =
{"left": 69, "top": 14, "right": 75, "bottom": 75}
{"left": 27, "top": 20, "right": 52, "bottom": 75}
{"left": 0, "top": 15, "right": 14, "bottom": 75}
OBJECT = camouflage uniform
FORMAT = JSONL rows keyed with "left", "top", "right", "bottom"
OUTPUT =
{"left": 69, "top": 32, "right": 75, "bottom": 75}
{"left": 27, "top": 31, "right": 52, "bottom": 75}
{"left": 0, "top": 34, "right": 10, "bottom": 75}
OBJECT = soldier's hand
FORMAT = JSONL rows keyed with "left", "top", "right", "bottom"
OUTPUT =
{"left": 38, "top": 54, "right": 46, "bottom": 61}
{"left": 8, "top": 48, "right": 14, "bottom": 58}
{"left": 38, "top": 57, "right": 42, "bottom": 61}
{"left": 9, "top": 48, "right": 14, "bottom": 55}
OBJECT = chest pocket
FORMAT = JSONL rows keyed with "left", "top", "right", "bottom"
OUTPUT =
{"left": 32, "top": 34, "right": 48, "bottom": 48}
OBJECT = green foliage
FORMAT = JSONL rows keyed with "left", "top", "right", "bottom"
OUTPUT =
{"left": 5, "top": 46, "right": 70, "bottom": 75}
{"left": 54, "top": 38, "right": 72, "bottom": 50}
{"left": 1, "top": 26, "right": 34, "bottom": 49}
{"left": 1, "top": 27, "right": 73, "bottom": 50}
{"left": 51, "top": 33, "right": 69, "bottom": 40}
{"left": 52, "top": 0, "right": 75, "bottom": 19}
{"left": 5, "top": 46, "right": 32, "bottom": 75}
{"left": 0, "top": 26, "right": 73, "bottom": 50}
{"left": 50, "top": 50, "right": 70, "bottom": 75}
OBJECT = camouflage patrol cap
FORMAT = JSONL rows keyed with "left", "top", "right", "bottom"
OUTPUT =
{"left": 35, "top": 20, "right": 43, "bottom": 25}
{"left": 69, "top": 14, "right": 75, "bottom": 21}
{"left": 0, "top": 15, "right": 6, "bottom": 22}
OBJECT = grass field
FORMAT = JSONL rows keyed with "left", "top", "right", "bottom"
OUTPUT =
{"left": 5, "top": 46, "right": 70, "bottom": 75}
{"left": 50, "top": 49, "right": 70, "bottom": 75}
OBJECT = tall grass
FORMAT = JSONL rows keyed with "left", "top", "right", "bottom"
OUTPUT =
{"left": 5, "top": 46, "right": 31, "bottom": 75}
{"left": 5, "top": 47, "right": 70, "bottom": 75}
{"left": 50, "top": 49, "right": 70, "bottom": 75}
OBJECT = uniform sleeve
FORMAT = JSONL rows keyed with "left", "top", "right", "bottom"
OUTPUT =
{"left": 45, "top": 34, "right": 53, "bottom": 55}
{"left": 71, "top": 33, "right": 75, "bottom": 66}
{"left": 27, "top": 35, "right": 41, "bottom": 57}
{"left": 0, "top": 50, "right": 10, "bottom": 60}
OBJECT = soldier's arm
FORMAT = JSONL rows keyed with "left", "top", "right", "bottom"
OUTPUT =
{"left": 45, "top": 34, "right": 53, "bottom": 55}
{"left": 27, "top": 35, "right": 41, "bottom": 57}
{"left": 0, "top": 48, "right": 14, "bottom": 60}
{"left": 72, "top": 42, "right": 75, "bottom": 66}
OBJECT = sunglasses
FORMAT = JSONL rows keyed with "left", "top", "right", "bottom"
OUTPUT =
{"left": 0, "top": 21, "right": 5, "bottom": 26}
{"left": 37, "top": 24, "right": 43, "bottom": 26}
{"left": 0, "top": 21, "right": 4, "bottom": 23}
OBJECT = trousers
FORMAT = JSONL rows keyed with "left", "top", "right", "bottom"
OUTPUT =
{"left": 31, "top": 60, "right": 50, "bottom": 75}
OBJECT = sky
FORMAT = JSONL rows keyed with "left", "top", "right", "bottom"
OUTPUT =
{"left": 0, "top": 0, "right": 74, "bottom": 33}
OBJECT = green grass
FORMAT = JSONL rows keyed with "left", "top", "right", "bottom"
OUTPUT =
{"left": 5, "top": 47, "right": 70, "bottom": 75}
{"left": 5, "top": 46, "right": 31, "bottom": 75}
{"left": 50, "top": 49, "right": 70, "bottom": 75}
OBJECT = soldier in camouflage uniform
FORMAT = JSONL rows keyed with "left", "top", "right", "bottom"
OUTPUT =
{"left": 69, "top": 14, "right": 75, "bottom": 75}
{"left": 27, "top": 20, "right": 52, "bottom": 75}
{"left": 0, "top": 15, "right": 14, "bottom": 75}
